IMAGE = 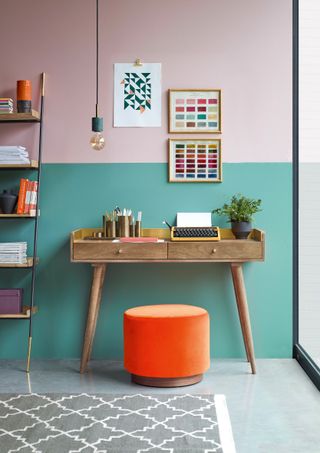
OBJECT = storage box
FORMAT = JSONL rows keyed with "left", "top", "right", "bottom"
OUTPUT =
{"left": 0, "top": 289, "right": 23, "bottom": 314}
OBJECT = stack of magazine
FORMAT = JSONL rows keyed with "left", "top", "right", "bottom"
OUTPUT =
{"left": 0, "top": 98, "right": 13, "bottom": 114}
{"left": 0, "top": 146, "right": 30, "bottom": 165}
{"left": 0, "top": 242, "right": 27, "bottom": 264}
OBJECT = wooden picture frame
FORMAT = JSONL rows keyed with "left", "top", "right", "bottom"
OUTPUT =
{"left": 168, "top": 138, "right": 222, "bottom": 183}
{"left": 168, "top": 89, "right": 221, "bottom": 133}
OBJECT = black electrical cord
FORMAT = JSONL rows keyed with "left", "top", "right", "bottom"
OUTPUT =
{"left": 95, "top": 0, "right": 99, "bottom": 117}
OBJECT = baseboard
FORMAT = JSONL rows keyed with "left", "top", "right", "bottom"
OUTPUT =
{"left": 294, "top": 344, "right": 320, "bottom": 391}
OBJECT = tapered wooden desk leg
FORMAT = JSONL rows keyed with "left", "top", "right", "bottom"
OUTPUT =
{"left": 80, "top": 264, "right": 107, "bottom": 373}
{"left": 230, "top": 263, "right": 256, "bottom": 374}
{"left": 87, "top": 264, "right": 107, "bottom": 362}
{"left": 234, "top": 290, "right": 250, "bottom": 363}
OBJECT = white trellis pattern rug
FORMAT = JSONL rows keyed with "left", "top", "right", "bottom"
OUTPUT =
{"left": 0, "top": 393, "right": 235, "bottom": 452}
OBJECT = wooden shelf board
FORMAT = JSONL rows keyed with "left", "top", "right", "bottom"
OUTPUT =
{"left": 0, "top": 160, "right": 38, "bottom": 169}
{"left": 0, "top": 257, "right": 36, "bottom": 268}
{"left": 0, "top": 305, "right": 38, "bottom": 319}
{"left": 0, "top": 110, "right": 40, "bottom": 122}
{"left": 0, "top": 213, "right": 36, "bottom": 218}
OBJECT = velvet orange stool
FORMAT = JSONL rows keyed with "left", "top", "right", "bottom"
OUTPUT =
{"left": 124, "top": 304, "right": 210, "bottom": 387}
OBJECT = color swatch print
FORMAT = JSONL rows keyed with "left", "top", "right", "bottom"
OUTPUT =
{"left": 175, "top": 98, "right": 218, "bottom": 129}
{"left": 169, "top": 90, "right": 221, "bottom": 133}
{"left": 121, "top": 73, "right": 151, "bottom": 114}
{"left": 169, "top": 139, "right": 222, "bottom": 182}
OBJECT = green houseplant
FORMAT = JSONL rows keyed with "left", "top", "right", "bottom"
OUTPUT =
{"left": 213, "top": 194, "right": 262, "bottom": 239}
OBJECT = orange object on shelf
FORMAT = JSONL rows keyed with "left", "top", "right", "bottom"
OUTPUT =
{"left": 124, "top": 304, "right": 210, "bottom": 383}
{"left": 24, "top": 180, "right": 32, "bottom": 214}
{"left": 17, "top": 80, "right": 32, "bottom": 100}
{"left": 17, "top": 178, "right": 28, "bottom": 214}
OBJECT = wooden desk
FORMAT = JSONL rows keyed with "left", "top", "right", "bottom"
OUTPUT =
{"left": 70, "top": 228, "right": 265, "bottom": 375}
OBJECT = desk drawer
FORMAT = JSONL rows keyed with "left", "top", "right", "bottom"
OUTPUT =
{"left": 73, "top": 242, "right": 168, "bottom": 261}
{"left": 168, "top": 241, "right": 263, "bottom": 261}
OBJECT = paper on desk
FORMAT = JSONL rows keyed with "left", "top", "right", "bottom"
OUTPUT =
{"left": 177, "top": 212, "right": 212, "bottom": 227}
{"left": 112, "top": 239, "right": 165, "bottom": 243}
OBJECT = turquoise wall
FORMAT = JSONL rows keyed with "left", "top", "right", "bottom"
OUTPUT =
{"left": 0, "top": 163, "right": 292, "bottom": 359}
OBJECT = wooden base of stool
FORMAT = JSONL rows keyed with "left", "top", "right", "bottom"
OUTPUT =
{"left": 131, "top": 373, "right": 203, "bottom": 388}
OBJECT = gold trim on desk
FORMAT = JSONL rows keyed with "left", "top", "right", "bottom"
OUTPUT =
{"left": 71, "top": 227, "right": 264, "bottom": 241}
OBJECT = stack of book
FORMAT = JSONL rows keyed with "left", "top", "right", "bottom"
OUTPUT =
{"left": 0, "top": 146, "right": 30, "bottom": 165}
{"left": 17, "top": 179, "right": 38, "bottom": 216}
{"left": 0, "top": 98, "right": 13, "bottom": 114}
{"left": 0, "top": 242, "right": 27, "bottom": 264}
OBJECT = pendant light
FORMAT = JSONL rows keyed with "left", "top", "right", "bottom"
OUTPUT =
{"left": 90, "top": 0, "right": 105, "bottom": 150}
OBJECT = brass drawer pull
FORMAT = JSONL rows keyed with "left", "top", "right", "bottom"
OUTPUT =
{"left": 116, "top": 249, "right": 123, "bottom": 255}
{"left": 211, "top": 249, "right": 217, "bottom": 254}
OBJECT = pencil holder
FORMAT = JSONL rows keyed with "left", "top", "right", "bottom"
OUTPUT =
{"left": 135, "top": 221, "right": 141, "bottom": 237}
{"left": 103, "top": 218, "right": 116, "bottom": 238}
{"left": 119, "top": 215, "right": 130, "bottom": 237}
{"left": 103, "top": 215, "right": 107, "bottom": 237}
{"left": 129, "top": 224, "right": 135, "bottom": 237}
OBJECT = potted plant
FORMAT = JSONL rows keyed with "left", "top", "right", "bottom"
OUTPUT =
{"left": 213, "top": 194, "right": 262, "bottom": 239}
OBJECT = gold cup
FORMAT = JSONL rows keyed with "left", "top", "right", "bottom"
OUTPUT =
{"left": 119, "top": 215, "right": 130, "bottom": 237}
{"left": 103, "top": 215, "right": 107, "bottom": 237}
{"left": 116, "top": 219, "right": 120, "bottom": 237}
{"left": 103, "top": 216, "right": 116, "bottom": 238}
{"left": 107, "top": 220, "right": 116, "bottom": 238}
{"left": 129, "top": 224, "right": 135, "bottom": 237}
{"left": 135, "top": 220, "right": 141, "bottom": 237}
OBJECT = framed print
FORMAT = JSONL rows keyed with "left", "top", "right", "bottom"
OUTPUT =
{"left": 168, "top": 89, "right": 221, "bottom": 133}
{"left": 169, "top": 89, "right": 221, "bottom": 134}
{"left": 168, "top": 138, "right": 222, "bottom": 183}
{"left": 114, "top": 63, "right": 161, "bottom": 127}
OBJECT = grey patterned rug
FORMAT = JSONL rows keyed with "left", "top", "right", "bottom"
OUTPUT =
{"left": 0, "top": 393, "right": 235, "bottom": 452}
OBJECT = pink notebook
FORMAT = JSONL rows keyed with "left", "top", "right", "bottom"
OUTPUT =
{"left": 119, "top": 237, "right": 159, "bottom": 243}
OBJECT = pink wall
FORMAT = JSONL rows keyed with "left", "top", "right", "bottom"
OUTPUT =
{"left": 0, "top": 0, "right": 292, "bottom": 163}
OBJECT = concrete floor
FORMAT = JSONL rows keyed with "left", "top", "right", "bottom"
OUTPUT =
{"left": 0, "top": 359, "right": 320, "bottom": 453}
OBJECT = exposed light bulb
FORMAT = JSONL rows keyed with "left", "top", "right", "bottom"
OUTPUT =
{"left": 90, "top": 132, "right": 105, "bottom": 150}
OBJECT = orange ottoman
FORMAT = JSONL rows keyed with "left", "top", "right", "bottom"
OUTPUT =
{"left": 123, "top": 304, "right": 210, "bottom": 387}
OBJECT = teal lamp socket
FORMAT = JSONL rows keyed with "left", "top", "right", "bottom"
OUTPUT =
{"left": 92, "top": 116, "right": 103, "bottom": 132}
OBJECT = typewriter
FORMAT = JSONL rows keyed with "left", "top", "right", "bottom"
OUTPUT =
{"left": 164, "top": 213, "right": 221, "bottom": 242}
{"left": 170, "top": 226, "right": 220, "bottom": 241}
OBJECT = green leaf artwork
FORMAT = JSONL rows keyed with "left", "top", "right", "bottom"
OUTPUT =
{"left": 122, "top": 72, "right": 151, "bottom": 113}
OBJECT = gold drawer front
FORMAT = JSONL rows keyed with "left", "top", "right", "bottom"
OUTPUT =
{"left": 168, "top": 241, "right": 263, "bottom": 261}
{"left": 73, "top": 242, "right": 168, "bottom": 261}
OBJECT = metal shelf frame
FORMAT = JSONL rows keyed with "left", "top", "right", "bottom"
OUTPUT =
{"left": 0, "top": 73, "right": 45, "bottom": 373}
